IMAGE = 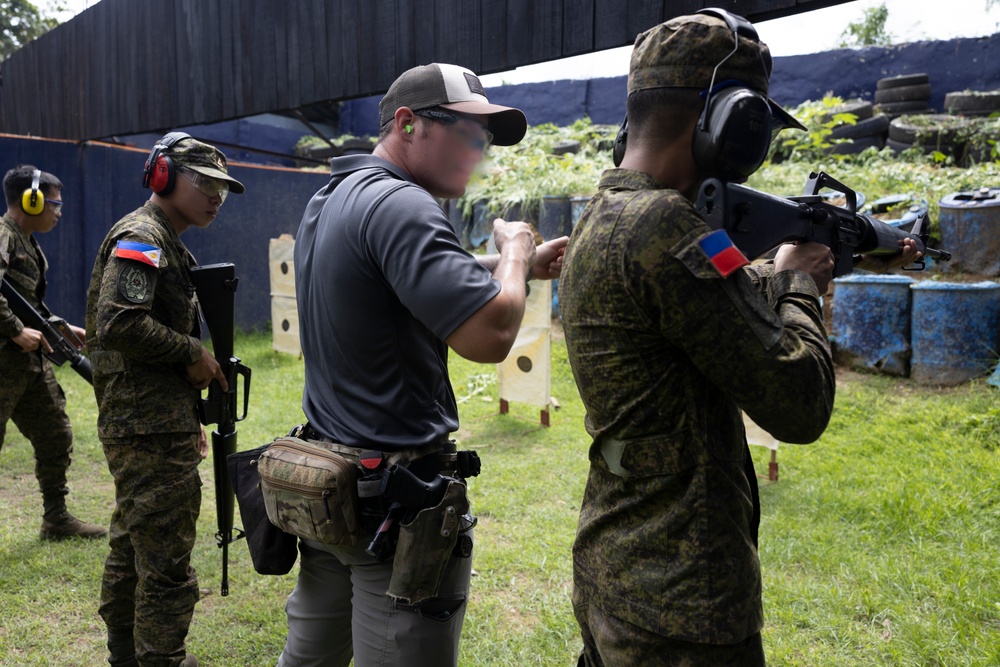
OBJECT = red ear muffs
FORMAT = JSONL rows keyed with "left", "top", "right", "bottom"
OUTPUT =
{"left": 146, "top": 153, "right": 175, "bottom": 194}
{"left": 142, "top": 131, "right": 192, "bottom": 195}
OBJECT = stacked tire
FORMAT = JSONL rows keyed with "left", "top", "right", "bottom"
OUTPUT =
{"left": 943, "top": 90, "right": 1000, "bottom": 117}
{"left": 887, "top": 114, "right": 974, "bottom": 163}
{"left": 874, "top": 73, "right": 933, "bottom": 119}
{"left": 825, "top": 100, "right": 889, "bottom": 155}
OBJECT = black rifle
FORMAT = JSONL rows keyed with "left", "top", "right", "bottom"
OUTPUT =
{"left": 189, "top": 263, "right": 251, "bottom": 596}
{"left": 1, "top": 277, "right": 93, "bottom": 384}
{"left": 695, "top": 171, "right": 952, "bottom": 277}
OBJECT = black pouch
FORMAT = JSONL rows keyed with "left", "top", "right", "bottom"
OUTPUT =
{"left": 227, "top": 444, "right": 299, "bottom": 575}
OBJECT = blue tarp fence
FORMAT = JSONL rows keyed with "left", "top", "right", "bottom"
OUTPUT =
{"left": 0, "top": 135, "right": 329, "bottom": 331}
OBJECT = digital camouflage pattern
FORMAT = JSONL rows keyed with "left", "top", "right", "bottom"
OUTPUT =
{"left": 628, "top": 13, "right": 773, "bottom": 95}
{"left": 0, "top": 212, "right": 74, "bottom": 512}
{"left": 558, "top": 168, "right": 835, "bottom": 645}
{"left": 165, "top": 137, "right": 246, "bottom": 194}
{"left": 99, "top": 431, "right": 202, "bottom": 667}
{"left": 1, "top": 212, "right": 48, "bottom": 370}
{"left": 575, "top": 601, "right": 765, "bottom": 667}
{"left": 88, "top": 200, "right": 205, "bottom": 665}
{"left": 86, "top": 200, "right": 203, "bottom": 441}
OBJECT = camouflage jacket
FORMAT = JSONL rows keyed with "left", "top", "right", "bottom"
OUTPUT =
{"left": 86, "top": 201, "right": 203, "bottom": 441}
{"left": 559, "top": 169, "right": 835, "bottom": 644}
{"left": 0, "top": 212, "right": 48, "bottom": 371}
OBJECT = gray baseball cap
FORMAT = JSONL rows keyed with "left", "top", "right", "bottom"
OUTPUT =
{"left": 379, "top": 63, "right": 528, "bottom": 146}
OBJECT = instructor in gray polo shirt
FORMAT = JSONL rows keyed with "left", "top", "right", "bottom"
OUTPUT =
{"left": 277, "top": 63, "right": 568, "bottom": 667}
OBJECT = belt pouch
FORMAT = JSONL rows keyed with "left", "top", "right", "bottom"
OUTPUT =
{"left": 257, "top": 436, "right": 360, "bottom": 546}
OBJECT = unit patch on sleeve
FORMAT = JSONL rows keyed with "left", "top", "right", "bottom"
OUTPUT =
{"left": 118, "top": 263, "right": 154, "bottom": 304}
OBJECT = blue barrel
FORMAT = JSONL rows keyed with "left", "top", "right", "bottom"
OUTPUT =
{"left": 539, "top": 195, "right": 571, "bottom": 241}
{"left": 938, "top": 188, "right": 1000, "bottom": 276}
{"left": 911, "top": 280, "right": 1000, "bottom": 385}
{"left": 470, "top": 199, "right": 497, "bottom": 249}
{"left": 570, "top": 195, "right": 592, "bottom": 228}
{"left": 832, "top": 274, "right": 914, "bottom": 376}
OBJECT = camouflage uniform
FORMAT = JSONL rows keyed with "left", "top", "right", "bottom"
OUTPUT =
{"left": 561, "top": 168, "right": 835, "bottom": 664}
{"left": 559, "top": 13, "right": 835, "bottom": 667}
{"left": 0, "top": 212, "right": 103, "bottom": 539}
{"left": 87, "top": 199, "right": 205, "bottom": 667}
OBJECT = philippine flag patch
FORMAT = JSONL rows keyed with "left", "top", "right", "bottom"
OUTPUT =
{"left": 115, "top": 240, "right": 161, "bottom": 268}
{"left": 697, "top": 229, "right": 749, "bottom": 278}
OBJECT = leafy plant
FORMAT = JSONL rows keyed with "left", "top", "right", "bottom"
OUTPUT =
{"left": 768, "top": 95, "right": 860, "bottom": 164}
{"left": 839, "top": 2, "right": 893, "bottom": 48}
{"left": 0, "top": 0, "right": 63, "bottom": 60}
{"left": 458, "top": 117, "right": 617, "bottom": 219}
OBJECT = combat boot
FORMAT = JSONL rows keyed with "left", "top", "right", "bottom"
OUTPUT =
{"left": 40, "top": 510, "right": 108, "bottom": 540}
{"left": 179, "top": 654, "right": 199, "bottom": 667}
{"left": 107, "top": 629, "right": 138, "bottom": 667}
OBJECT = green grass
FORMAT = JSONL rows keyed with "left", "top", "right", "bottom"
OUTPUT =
{"left": 2, "top": 331, "right": 999, "bottom": 666}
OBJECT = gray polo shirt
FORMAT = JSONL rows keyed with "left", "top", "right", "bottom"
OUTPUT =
{"left": 294, "top": 155, "right": 500, "bottom": 449}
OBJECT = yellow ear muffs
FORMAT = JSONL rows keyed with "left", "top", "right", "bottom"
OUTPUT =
{"left": 21, "top": 169, "right": 44, "bottom": 216}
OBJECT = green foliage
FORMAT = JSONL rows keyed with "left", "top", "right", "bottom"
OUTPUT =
{"left": 0, "top": 0, "right": 62, "bottom": 61}
{"left": 458, "top": 117, "right": 618, "bottom": 218}
{"left": 839, "top": 2, "right": 893, "bottom": 48}
{"left": 751, "top": 142, "right": 1000, "bottom": 228}
{"left": 768, "top": 95, "right": 860, "bottom": 163}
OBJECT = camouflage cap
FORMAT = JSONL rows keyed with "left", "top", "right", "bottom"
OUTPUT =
{"left": 167, "top": 137, "right": 245, "bottom": 194}
{"left": 629, "top": 12, "right": 805, "bottom": 132}
{"left": 629, "top": 13, "right": 773, "bottom": 96}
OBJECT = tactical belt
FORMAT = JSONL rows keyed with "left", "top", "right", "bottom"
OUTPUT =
{"left": 291, "top": 423, "right": 481, "bottom": 498}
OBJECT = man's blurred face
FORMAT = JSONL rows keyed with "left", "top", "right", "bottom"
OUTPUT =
{"left": 407, "top": 108, "right": 492, "bottom": 199}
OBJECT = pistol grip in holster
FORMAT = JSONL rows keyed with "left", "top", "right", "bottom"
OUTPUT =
{"left": 387, "top": 478, "right": 470, "bottom": 606}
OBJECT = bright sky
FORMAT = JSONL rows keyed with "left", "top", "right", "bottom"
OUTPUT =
{"left": 46, "top": 0, "right": 1000, "bottom": 86}
{"left": 482, "top": 0, "right": 1000, "bottom": 86}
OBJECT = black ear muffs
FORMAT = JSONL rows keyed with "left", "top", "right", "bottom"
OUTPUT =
{"left": 612, "top": 116, "right": 628, "bottom": 167}
{"left": 691, "top": 7, "right": 773, "bottom": 181}
{"left": 692, "top": 86, "right": 773, "bottom": 181}
{"left": 21, "top": 169, "right": 44, "bottom": 216}
{"left": 142, "top": 131, "right": 192, "bottom": 195}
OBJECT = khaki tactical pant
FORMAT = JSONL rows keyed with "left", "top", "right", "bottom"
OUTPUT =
{"left": 99, "top": 433, "right": 202, "bottom": 667}
{"left": 277, "top": 531, "right": 473, "bottom": 667}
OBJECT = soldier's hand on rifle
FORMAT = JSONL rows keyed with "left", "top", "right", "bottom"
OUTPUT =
{"left": 197, "top": 426, "right": 209, "bottom": 459}
{"left": 774, "top": 242, "right": 835, "bottom": 296}
{"left": 855, "top": 237, "right": 923, "bottom": 274}
{"left": 186, "top": 345, "right": 229, "bottom": 392}
{"left": 12, "top": 327, "right": 53, "bottom": 354}
{"left": 69, "top": 324, "right": 87, "bottom": 349}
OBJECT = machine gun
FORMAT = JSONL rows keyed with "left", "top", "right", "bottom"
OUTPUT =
{"left": 190, "top": 263, "right": 251, "bottom": 596}
{"left": 695, "top": 171, "right": 952, "bottom": 277}
{"left": 1, "top": 277, "right": 92, "bottom": 384}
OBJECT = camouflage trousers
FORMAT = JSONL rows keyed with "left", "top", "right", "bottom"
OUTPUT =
{"left": 99, "top": 432, "right": 202, "bottom": 667}
{"left": 574, "top": 601, "right": 766, "bottom": 667}
{"left": 0, "top": 365, "right": 73, "bottom": 510}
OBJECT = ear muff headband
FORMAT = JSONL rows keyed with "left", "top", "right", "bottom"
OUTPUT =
{"left": 612, "top": 117, "right": 628, "bottom": 167}
{"left": 692, "top": 8, "right": 773, "bottom": 181}
{"left": 21, "top": 169, "right": 44, "bottom": 216}
{"left": 142, "top": 131, "right": 192, "bottom": 195}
